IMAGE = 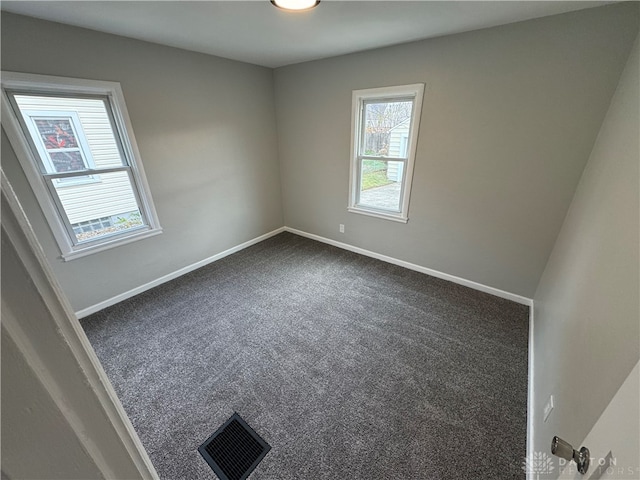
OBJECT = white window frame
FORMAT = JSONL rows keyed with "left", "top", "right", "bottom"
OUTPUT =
{"left": 348, "top": 83, "right": 424, "bottom": 223}
{"left": 1, "top": 71, "right": 162, "bottom": 261}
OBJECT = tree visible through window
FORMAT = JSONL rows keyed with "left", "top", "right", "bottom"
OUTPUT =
{"left": 363, "top": 101, "right": 412, "bottom": 155}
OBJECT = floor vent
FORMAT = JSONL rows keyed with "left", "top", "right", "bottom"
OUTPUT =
{"left": 198, "top": 412, "right": 271, "bottom": 480}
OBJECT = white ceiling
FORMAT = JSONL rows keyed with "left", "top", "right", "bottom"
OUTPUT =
{"left": 2, "top": 1, "right": 611, "bottom": 68}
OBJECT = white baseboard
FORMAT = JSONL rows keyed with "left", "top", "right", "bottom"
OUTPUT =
{"left": 284, "top": 227, "right": 533, "bottom": 306}
{"left": 75, "top": 222, "right": 535, "bottom": 472}
{"left": 75, "top": 227, "right": 286, "bottom": 318}
{"left": 77, "top": 225, "right": 533, "bottom": 311}
{"left": 285, "top": 226, "right": 535, "bottom": 473}
{"left": 526, "top": 304, "right": 535, "bottom": 479}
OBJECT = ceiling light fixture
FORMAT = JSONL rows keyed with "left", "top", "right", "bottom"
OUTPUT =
{"left": 271, "top": 0, "right": 320, "bottom": 12}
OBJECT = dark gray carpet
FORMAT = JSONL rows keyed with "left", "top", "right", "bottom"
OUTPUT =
{"left": 82, "top": 232, "right": 529, "bottom": 480}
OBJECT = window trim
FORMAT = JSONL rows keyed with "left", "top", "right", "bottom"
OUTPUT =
{"left": 1, "top": 71, "right": 162, "bottom": 261}
{"left": 348, "top": 83, "right": 425, "bottom": 223}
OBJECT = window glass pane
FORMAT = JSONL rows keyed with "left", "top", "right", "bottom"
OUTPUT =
{"left": 358, "top": 159, "right": 402, "bottom": 211}
{"left": 35, "top": 118, "right": 79, "bottom": 149}
{"left": 362, "top": 100, "right": 413, "bottom": 157}
{"left": 14, "top": 95, "right": 127, "bottom": 168}
{"left": 52, "top": 170, "right": 146, "bottom": 243}
{"left": 49, "top": 151, "right": 86, "bottom": 173}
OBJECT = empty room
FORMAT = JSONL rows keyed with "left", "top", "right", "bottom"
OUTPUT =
{"left": 1, "top": 2, "right": 638, "bottom": 480}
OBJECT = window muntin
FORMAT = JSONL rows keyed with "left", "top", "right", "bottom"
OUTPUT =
{"left": 1, "top": 72, "right": 161, "bottom": 260}
{"left": 349, "top": 84, "right": 424, "bottom": 223}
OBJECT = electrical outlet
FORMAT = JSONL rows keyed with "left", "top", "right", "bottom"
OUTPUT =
{"left": 543, "top": 395, "right": 554, "bottom": 422}
{"left": 339, "top": 224, "right": 345, "bottom": 233}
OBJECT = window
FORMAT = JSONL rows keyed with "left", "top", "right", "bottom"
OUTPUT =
{"left": 348, "top": 84, "right": 424, "bottom": 222}
{"left": 1, "top": 72, "right": 161, "bottom": 260}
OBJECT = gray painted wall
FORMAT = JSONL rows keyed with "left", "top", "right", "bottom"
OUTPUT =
{"left": 2, "top": 326, "right": 103, "bottom": 480}
{"left": 3, "top": 6, "right": 637, "bottom": 309}
{"left": 1, "top": 207, "right": 145, "bottom": 479}
{"left": 1, "top": 5, "right": 639, "bottom": 478}
{"left": 274, "top": 4, "right": 639, "bottom": 298}
{"left": 1, "top": 13, "right": 283, "bottom": 311}
{"left": 532, "top": 34, "right": 639, "bottom": 470}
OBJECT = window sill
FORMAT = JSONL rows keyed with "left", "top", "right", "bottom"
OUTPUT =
{"left": 347, "top": 206, "right": 408, "bottom": 223}
{"left": 61, "top": 227, "right": 163, "bottom": 261}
